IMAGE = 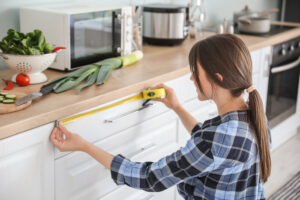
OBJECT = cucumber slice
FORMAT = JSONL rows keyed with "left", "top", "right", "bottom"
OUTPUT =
{"left": 5, "top": 94, "right": 16, "bottom": 99}
{"left": 0, "top": 92, "right": 8, "bottom": 96}
{"left": 2, "top": 99, "right": 15, "bottom": 104}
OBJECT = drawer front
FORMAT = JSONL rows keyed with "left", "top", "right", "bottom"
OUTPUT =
{"left": 178, "top": 99, "right": 218, "bottom": 147}
{"left": 98, "top": 144, "right": 179, "bottom": 200}
{"left": 55, "top": 112, "right": 178, "bottom": 200}
{"left": 98, "top": 186, "right": 176, "bottom": 200}
{"left": 55, "top": 99, "right": 169, "bottom": 158}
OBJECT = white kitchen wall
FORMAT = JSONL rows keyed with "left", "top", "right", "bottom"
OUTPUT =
{"left": 0, "top": 0, "right": 279, "bottom": 69}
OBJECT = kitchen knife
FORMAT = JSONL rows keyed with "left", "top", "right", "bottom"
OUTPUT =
{"left": 16, "top": 79, "right": 61, "bottom": 106}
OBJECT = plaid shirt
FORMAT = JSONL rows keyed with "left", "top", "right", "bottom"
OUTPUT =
{"left": 110, "top": 110, "right": 271, "bottom": 200}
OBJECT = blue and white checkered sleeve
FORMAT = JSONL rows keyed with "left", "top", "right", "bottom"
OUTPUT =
{"left": 110, "top": 134, "right": 215, "bottom": 192}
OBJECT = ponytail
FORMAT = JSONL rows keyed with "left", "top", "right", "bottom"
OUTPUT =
{"left": 248, "top": 90, "right": 271, "bottom": 182}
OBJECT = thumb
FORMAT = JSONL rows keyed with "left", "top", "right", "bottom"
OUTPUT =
{"left": 152, "top": 83, "right": 165, "bottom": 89}
{"left": 58, "top": 123, "right": 72, "bottom": 138}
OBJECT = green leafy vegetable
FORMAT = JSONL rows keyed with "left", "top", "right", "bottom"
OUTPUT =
{"left": 42, "top": 51, "right": 143, "bottom": 94}
{"left": 0, "top": 29, "right": 52, "bottom": 55}
{"left": 96, "top": 64, "right": 113, "bottom": 85}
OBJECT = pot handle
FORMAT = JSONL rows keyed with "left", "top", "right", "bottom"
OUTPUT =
{"left": 259, "top": 8, "right": 279, "bottom": 15}
{"left": 239, "top": 19, "right": 251, "bottom": 25}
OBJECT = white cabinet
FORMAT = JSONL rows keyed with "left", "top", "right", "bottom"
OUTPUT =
{"left": 0, "top": 123, "right": 55, "bottom": 200}
{"left": 250, "top": 46, "right": 272, "bottom": 111}
{"left": 177, "top": 99, "right": 218, "bottom": 147}
{"left": 55, "top": 112, "right": 178, "bottom": 200}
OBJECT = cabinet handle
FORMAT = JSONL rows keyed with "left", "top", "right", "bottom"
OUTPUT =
{"left": 104, "top": 103, "right": 154, "bottom": 123}
{"left": 263, "top": 54, "right": 270, "bottom": 77}
{"left": 128, "top": 142, "right": 157, "bottom": 160}
{"left": 271, "top": 56, "right": 300, "bottom": 74}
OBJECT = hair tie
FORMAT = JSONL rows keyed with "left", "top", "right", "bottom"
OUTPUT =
{"left": 246, "top": 85, "right": 256, "bottom": 93}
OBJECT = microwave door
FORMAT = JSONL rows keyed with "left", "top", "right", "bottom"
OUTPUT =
{"left": 70, "top": 10, "right": 122, "bottom": 69}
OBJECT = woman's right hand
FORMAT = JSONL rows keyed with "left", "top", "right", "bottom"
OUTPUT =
{"left": 50, "top": 123, "right": 88, "bottom": 152}
{"left": 152, "top": 83, "right": 181, "bottom": 110}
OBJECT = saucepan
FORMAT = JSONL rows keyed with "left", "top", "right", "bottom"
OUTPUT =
{"left": 237, "top": 8, "right": 279, "bottom": 34}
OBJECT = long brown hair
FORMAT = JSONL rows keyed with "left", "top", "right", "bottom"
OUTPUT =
{"left": 189, "top": 34, "right": 271, "bottom": 182}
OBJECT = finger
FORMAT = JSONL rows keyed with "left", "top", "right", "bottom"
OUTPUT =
{"left": 50, "top": 129, "right": 57, "bottom": 142}
{"left": 152, "top": 83, "right": 164, "bottom": 89}
{"left": 52, "top": 138, "right": 64, "bottom": 151}
{"left": 50, "top": 131, "right": 61, "bottom": 146}
{"left": 58, "top": 124, "right": 72, "bottom": 138}
{"left": 151, "top": 97, "right": 163, "bottom": 102}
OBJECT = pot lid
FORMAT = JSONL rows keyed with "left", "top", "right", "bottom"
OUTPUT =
{"left": 234, "top": 5, "right": 255, "bottom": 16}
{"left": 143, "top": 3, "right": 187, "bottom": 13}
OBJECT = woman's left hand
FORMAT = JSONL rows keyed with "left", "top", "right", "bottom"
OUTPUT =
{"left": 50, "top": 123, "right": 87, "bottom": 152}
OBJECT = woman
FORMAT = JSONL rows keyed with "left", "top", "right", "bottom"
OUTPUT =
{"left": 51, "top": 34, "right": 271, "bottom": 199}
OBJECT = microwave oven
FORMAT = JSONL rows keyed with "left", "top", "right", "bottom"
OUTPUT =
{"left": 20, "top": 3, "right": 133, "bottom": 71}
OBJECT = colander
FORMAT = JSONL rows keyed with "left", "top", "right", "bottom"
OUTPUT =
{"left": 0, "top": 52, "right": 56, "bottom": 84}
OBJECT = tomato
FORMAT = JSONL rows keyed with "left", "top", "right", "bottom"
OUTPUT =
{"left": 16, "top": 73, "right": 30, "bottom": 86}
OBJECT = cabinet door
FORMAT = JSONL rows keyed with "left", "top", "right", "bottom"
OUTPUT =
{"left": 250, "top": 47, "right": 271, "bottom": 112}
{"left": 259, "top": 46, "right": 271, "bottom": 111}
{"left": 0, "top": 123, "right": 55, "bottom": 200}
{"left": 177, "top": 99, "right": 218, "bottom": 146}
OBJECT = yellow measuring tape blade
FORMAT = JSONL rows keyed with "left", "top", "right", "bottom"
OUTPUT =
{"left": 61, "top": 93, "right": 143, "bottom": 125}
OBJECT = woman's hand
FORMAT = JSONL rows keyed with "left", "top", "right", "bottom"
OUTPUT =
{"left": 50, "top": 123, "right": 87, "bottom": 152}
{"left": 152, "top": 83, "right": 181, "bottom": 110}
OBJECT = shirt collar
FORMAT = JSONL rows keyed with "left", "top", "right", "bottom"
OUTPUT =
{"left": 202, "top": 110, "right": 249, "bottom": 129}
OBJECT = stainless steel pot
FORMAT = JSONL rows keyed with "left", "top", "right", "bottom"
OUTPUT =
{"left": 143, "top": 4, "right": 189, "bottom": 46}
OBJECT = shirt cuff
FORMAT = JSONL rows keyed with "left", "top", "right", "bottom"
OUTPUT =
{"left": 110, "top": 154, "right": 126, "bottom": 185}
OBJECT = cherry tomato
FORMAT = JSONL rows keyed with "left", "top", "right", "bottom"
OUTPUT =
{"left": 16, "top": 73, "right": 30, "bottom": 86}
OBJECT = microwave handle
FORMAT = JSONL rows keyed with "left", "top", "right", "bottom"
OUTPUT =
{"left": 113, "top": 12, "right": 123, "bottom": 54}
{"left": 271, "top": 56, "right": 300, "bottom": 74}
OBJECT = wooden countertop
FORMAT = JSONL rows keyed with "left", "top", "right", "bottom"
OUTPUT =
{"left": 1, "top": 22, "right": 300, "bottom": 139}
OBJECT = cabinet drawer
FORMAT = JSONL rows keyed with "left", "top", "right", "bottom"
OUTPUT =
{"left": 98, "top": 186, "right": 176, "bottom": 200}
{"left": 55, "top": 96, "right": 169, "bottom": 158}
{"left": 98, "top": 144, "right": 179, "bottom": 200}
{"left": 55, "top": 112, "right": 178, "bottom": 200}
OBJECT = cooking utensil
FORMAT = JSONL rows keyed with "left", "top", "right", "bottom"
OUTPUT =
{"left": 233, "top": 6, "right": 279, "bottom": 27}
{"left": 15, "top": 78, "right": 64, "bottom": 106}
{"left": 0, "top": 91, "right": 32, "bottom": 114}
{"left": 238, "top": 16, "right": 271, "bottom": 34}
{"left": 257, "top": 8, "right": 279, "bottom": 18}
{"left": 59, "top": 88, "right": 166, "bottom": 125}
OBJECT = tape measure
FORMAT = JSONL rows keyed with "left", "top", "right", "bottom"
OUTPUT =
{"left": 60, "top": 88, "right": 166, "bottom": 125}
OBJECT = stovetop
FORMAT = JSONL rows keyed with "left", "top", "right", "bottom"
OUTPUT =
{"left": 234, "top": 24, "right": 296, "bottom": 37}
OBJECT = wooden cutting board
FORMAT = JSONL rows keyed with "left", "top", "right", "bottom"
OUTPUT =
{"left": 0, "top": 90, "right": 32, "bottom": 114}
